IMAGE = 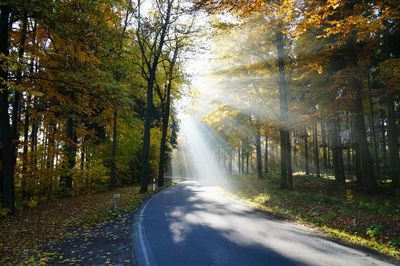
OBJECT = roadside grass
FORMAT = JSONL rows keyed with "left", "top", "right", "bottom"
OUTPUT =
{"left": 223, "top": 174, "right": 400, "bottom": 260}
{"left": 0, "top": 180, "right": 173, "bottom": 265}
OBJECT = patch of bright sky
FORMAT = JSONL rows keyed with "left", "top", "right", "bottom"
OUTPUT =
{"left": 179, "top": 12, "right": 242, "bottom": 119}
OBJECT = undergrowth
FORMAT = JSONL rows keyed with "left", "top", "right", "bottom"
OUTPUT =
{"left": 223, "top": 174, "right": 400, "bottom": 260}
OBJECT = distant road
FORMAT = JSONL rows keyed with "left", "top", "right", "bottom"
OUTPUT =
{"left": 132, "top": 181, "right": 396, "bottom": 266}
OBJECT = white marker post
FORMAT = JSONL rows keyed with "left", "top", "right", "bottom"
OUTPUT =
{"left": 113, "top": 193, "right": 121, "bottom": 209}
{"left": 152, "top": 178, "right": 156, "bottom": 192}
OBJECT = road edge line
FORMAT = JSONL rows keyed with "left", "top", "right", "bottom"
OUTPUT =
{"left": 131, "top": 185, "right": 176, "bottom": 266}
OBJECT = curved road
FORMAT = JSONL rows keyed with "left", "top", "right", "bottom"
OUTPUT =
{"left": 132, "top": 181, "right": 396, "bottom": 266}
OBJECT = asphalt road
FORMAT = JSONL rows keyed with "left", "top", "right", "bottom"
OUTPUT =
{"left": 132, "top": 181, "right": 397, "bottom": 266}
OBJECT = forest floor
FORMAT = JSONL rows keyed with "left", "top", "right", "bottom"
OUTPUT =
{"left": 0, "top": 181, "right": 172, "bottom": 265}
{"left": 223, "top": 173, "right": 400, "bottom": 261}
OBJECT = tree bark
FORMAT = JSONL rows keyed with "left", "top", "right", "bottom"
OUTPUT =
{"left": 304, "top": 128, "right": 310, "bottom": 175}
{"left": 255, "top": 122, "right": 263, "bottom": 179}
{"left": 109, "top": 110, "right": 117, "bottom": 189}
{"left": 228, "top": 148, "right": 232, "bottom": 175}
{"left": 246, "top": 154, "right": 249, "bottom": 174}
{"left": 348, "top": 32, "right": 376, "bottom": 192}
{"left": 321, "top": 122, "right": 328, "bottom": 171}
{"left": 332, "top": 117, "right": 345, "bottom": 185}
{"left": 387, "top": 93, "right": 400, "bottom": 187}
{"left": 380, "top": 112, "right": 387, "bottom": 167}
{"left": 21, "top": 97, "right": 30, "bottom": 198}
{"left": 158, "top": 87, "right": 171, "bottom": 187}
{"left": 367, "top": 70, "right": 380, "bottom": 176}
{"left": 61, "top": 117, "right": 76, "bottom": 191}
{"left": 313, "top": 122, "right": 320, "bottom": 178}
{"left": 0, "top": 5, "right": 15, "bottom": 214}
{"left": 138, "top": 0, "right": 172, "bottom": 193}
{"left": 158, "top": 46, "right": 178, "bottom": 187}
{"left": 264, "top": 134, "right": 269, "bottom": 175}
{"left": 275, "top": 27, "right": 292, "bottom": 190}
{"left": 238, "top": 147, "right": 241, "bottom": 174}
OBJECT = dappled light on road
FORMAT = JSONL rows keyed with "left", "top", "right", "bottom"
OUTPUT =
{"left": 139, "top": 182, "right": 395, "bottom": 266}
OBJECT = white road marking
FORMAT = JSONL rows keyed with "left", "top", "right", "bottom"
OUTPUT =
{"left": 137, "top": 188, "right": 167, "bottom": 266}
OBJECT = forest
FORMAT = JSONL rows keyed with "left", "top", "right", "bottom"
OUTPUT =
{"left": 199, "top": 0, "right": 400, "bottom": 193}
{"left": 0, "top": 0, "right": 189, "bottom": 216}
{"left": 0, "top": 0, "right": 400, "bottom": 264}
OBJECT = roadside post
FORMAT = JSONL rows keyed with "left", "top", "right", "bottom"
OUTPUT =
{"left": 113, "top": 193, "right": 121, "bottom": 209}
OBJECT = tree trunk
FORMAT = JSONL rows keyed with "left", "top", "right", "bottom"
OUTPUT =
{"left": 138, "top": 0, "right": 172, "bottom": 193}
{"left": 264, "top": 134, "right": 269, "bottom": 175}
{"left": 158, "top": 84, "right": 171, "bottom": 187}
{"left": 276, "top": 27, "right": 292, "bottom": 189}
{"left": 238, "top": 147, "right": 241, "bottom": 174}
{"left": 246, "top": 154, "right": 249, "bottom": 174}
{"left": 367, "top": 70, "right": 379, "bottom": 176}
{"left": 352, "top": 86, "right": 376, "bottom": 191}
{"left": 348, "top": 32, "right": 376, "bottom": 192}
{"left": 256, "top": 122, "right": 263, "bottom": 179}
{"left": 158, "top": 47, "right": 177, "bottom": 187}
{"left": 346, "top": 112, "right": 352, "bottom": 173}
{"left": 321, "top": 123, "right": 328, "bottom": 171}
{"left": 387, "top": 93, "right": 400, "bottom": 187}
{"left": 61, "top": 117, "right": 76, "bottom": 191}
{"left": 313, "top": 122, "right": 320, "bottom": 178}
{"left": 140, "top": 67, "right": 156, "bottom": 193}
{"left": 332, "top": 117, "right": 345, "bottom": 185}
{"left": 228, "top": 148, "right": 232, "bottom": 176}
{"left": 304, "top": 128, "right": 310, "bottom": 175}
{"left": 0, "top": 5, "right": 15, "bottom": 214}
{"left": 271, "top": 144, "right": 275, "bottom": 171}
{"left": 380, "top": 112, "right": 387, "bottom": 167}
{"left": 109, "top": 110, "right": 117, "bottom": 189}
{"left": 21, "top": 97, "right": 30, "bottom": 198}
{"left": 80, "top": 143, "right": 85, "bottom": 171}
{"left": 10, "top": 13, "right": 27, "bottom": 177}
{"left": 241, "top": 145, "right": 245, "bottom": 174}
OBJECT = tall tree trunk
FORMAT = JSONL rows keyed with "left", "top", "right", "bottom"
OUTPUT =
{"left": 109, "top": 110, "right": 117, "bottom": 189}
{"left": 10, "top": 13, "right": 27, "bottom": 176}
{"left": 271, "top": 144, "right": 275, "bottom": 171}
{"left": 367, "top": 70, "right": 379, "bottom": 176}
{"left": 238, "top": 147, "right": 241, "bottom": 174}
{"left": 276, "top": 27, "right": 292, "bottom": 190}
{"left": 321, "top": 122, "right": 328, "bottom": 171}
{"left": 348, "top": 32, "right": 376, "bottom": 192}
{"left": 332, "top": 117, "right": 345, "bottom": 185}
{"left": 0, "top": 5, "right": 15, "bottom": 214}
{"left": 241, "top": 145, "right": 245, "bottom": 174}
{"left": 255, "top": 122, "right": 263, "bottom": 179}
{"left": 346, "top": 112, "right": 352, "bottom": 173}
{"left": 158, "top": 95, "right": 171, "bottom": 187}
{"left": 313, "top": 122, "right": 320, "bottom": 178}
{"left": 352, "top": 86, "right": 376, "bottom": 191}
{"left": 61, "top": 117, "right": 76, "bottom": 191}
{"left": 387, "top": 93, "right": 400, "bottom": 187}
{"left": 228, "top": 148, "right": 232, "bottom": 176}
{"left": 46, "top": 122, "right": 56, "bottom": 170}
{"left": 246, "top": 154, "right": 249, "bottom": 174}
{"left": 21, "top": 97, "right": 30, "bottom": 198}
{"left": 80, "top": 143, "right": 85, "bottom": 171}
{"left": 380, "top": 112, "right": 387, "bottom": 167}
{"left": 304, "top": 128, "right": 310, "bottom": 175}
{"left": 264, "top": 134, "right": 269, "bottom": 175}
{"left": 158, "top": 47, "right": 177, "bottom": 187}
{"left": 138, "top": 0, "right": 172, "bottom": 194}
{"left": 293, "top": 138, "right": 297, "bottom": 169}
{"left": 140, "top": 68, "right": 156, "bottom": 193}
